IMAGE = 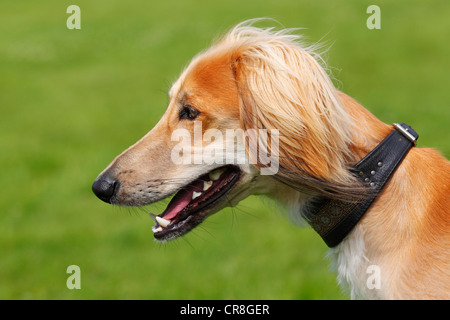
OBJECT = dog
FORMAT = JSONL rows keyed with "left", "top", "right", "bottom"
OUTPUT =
{"left": 92, "top": 20, "right": 450, "bottom": 299}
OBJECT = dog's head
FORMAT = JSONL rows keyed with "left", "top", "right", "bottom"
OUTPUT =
{"left": 92, "top": 21, "right": 357, "bottom": 241}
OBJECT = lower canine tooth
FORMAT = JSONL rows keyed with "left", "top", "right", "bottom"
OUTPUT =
{"left": 192, "top": 191, "right": 202, "bottom": 200}
{"left": 155, "top": 216, "right": 170, "bottom": 227}
{"left": 152, "top": 226, "right": 163, "bottom": 233}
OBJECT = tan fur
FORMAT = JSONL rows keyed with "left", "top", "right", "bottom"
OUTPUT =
{"left": 96, "top": 21, "right": 450, "bottom": 299}
{"left": 338, "top": 93, "right": 450, "bottom": 298}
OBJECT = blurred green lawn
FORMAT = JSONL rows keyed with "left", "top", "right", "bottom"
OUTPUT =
{"left": 0, "top": 0, "right": 448, "bottom": 299}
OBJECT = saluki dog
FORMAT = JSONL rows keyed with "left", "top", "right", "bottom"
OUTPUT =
{"left": 92, "top": 21, "right": 450, "bottom": 299}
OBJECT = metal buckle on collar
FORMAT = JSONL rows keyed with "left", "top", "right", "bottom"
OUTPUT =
{"left": 393, "top": 123, "right": 417, "bottom": 145}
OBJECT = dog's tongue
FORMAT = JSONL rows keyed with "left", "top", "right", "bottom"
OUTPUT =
{"left": 160, "top": 179, "right": 203, "bottom": 220}
{"left": 161, "top": 191, "right": 192, "bottom": 220}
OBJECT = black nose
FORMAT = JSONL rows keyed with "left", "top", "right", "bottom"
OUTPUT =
{"left": 92, "top": 175, "right": 119, "bottom": 204}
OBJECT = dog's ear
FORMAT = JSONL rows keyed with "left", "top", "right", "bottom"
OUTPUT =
{"left": 230, "top": 30, "right": 360, "bottom": 198}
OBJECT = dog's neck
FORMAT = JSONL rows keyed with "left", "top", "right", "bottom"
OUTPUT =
{"left": 267, "top": 92, "right": 448, "bottom": 299}
{"left": 269, "top": 183, "right": 376, "bottom": 298}
{"left": 270, "top": 93, "right": 399, "bottom": 299}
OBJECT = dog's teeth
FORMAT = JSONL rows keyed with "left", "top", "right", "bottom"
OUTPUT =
{"left": 203, "top": 180, "right": 213, "bottom": 191}
{"left": 152, "top": 226, "right": 163, "bottom": 233}
{"left": 192, "top": 191, "right": 202, "bottom": 200}
{"left": 155, "top": 216, "right": 170, "bottom": 227}
{"left": 149, "top": 213, "right": 158, "bottom": 222}
{"left": 209, "top": 168, "right": 225, "bottom": 181}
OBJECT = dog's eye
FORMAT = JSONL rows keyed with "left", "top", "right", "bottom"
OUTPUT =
{"left": 179, "top": 105, "right": 199, "bottom": 120}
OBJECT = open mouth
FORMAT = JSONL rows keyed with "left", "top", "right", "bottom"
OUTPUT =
{"left": 149, "top": 165, "right": 241, "bottom": 241}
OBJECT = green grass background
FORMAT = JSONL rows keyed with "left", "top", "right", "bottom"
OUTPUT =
{"left": 0, "top": 0, "right": 448, "bottom": 299}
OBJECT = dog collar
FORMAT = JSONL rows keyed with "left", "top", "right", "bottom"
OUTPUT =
{"left": 306, "top": 123, "right": 419, "bottom": 247}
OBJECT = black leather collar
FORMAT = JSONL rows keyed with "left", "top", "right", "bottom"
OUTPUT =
{"left": 306, "top": 123, "right": 419, "bottom": 247}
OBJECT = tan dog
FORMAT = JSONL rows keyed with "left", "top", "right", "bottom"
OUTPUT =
{"left": 93, "top": 21, "right": 450, "bottom": 299}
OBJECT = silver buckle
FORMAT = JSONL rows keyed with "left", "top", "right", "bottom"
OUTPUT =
{"left": 393, "top": 123, "right": 417, "bottom": 145}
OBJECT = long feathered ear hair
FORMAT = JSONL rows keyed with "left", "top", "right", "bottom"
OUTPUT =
{"left": 221, "top": 20, "right": 362, "bottom": 199}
